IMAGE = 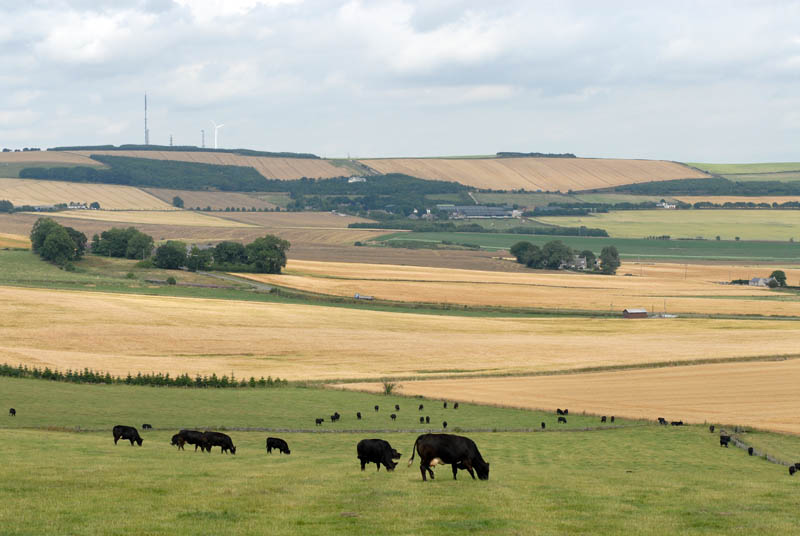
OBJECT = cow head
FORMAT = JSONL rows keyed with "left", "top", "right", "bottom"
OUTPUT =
{"left": 230, "top": 445, "right": 236, "bottom": 455}
{"left": 284, "top": 447, "right": 291, "bottom": 455}
{"left": 390, "top": 449, "right": 402, "bottom": 460}
{"left": 136, "top": 437, "right": 143, "bottom": 446}
{"left": 475, "top": 460, "right": 489, "bottom": 480}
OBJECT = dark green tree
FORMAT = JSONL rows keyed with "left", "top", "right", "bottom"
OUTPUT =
{"left": 542, "top": 240, "right": 573, "bottom": 270}
{"left": 770, "top": 270, "right": 787, "bottom": 287}
{"left": 125, "top": 231, "right": 154, "bottom": 259}
{"left": 213, "top": 241, "right": 247, "bottom": 265}
{"left": 89, "top": 201, "right": 100, "bottom": 209}
{"left": 64, "top": 226, "right": 87, "bottom": 259}
{"left": 0, "top": 199, "right": 13, "bottom": 212}
{"left": 30, "top": 217, "right": 61, "bottom": 253}
{"left": 600, "top": 246, "right": 621, "bottom": 275}
{"left": 186, "top": 246, "right": 213, "bottom": 272}
{"left": 153, "top": 240, "right": 187, "bottom": 269}
{"left": 245, "top": 235, "right": 290, "bottom": 273}
{"left": 172, "top": 196, "right": 184, "bottom": 208}
{"left": 40, "top": 226, "right": 76, "bottom": 265}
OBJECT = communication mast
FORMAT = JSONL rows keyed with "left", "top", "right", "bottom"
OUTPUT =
{"left": 144, "top": 93, "right": 150, "bottom": 145}
{"left": 201, "top": 129, "right": 205, "bottom": 148}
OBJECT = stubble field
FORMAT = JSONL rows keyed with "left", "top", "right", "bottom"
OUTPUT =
{"left": 25, "top": 209, "right": 258, "bottom": 228}
{"left": 0, "top": 178, "right": 175, "bottom": 210}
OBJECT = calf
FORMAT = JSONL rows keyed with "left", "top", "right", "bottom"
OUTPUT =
{"left": 720, "top": 435, "right": 731, "bottom": 447}
{"left": 356, "top": 412, "right": 362, "bottom": 420}
{"left": 177, "top": 429, "right": 207, "bottom": 451}
{"left": 315, "top": 418, "right": 324, "bottom": 426}
{"left": 171, "top": 434, "right": 185, "bottom": 450}
{"left": 601, "top": 416, "right": 607, "bottom": 423}
{"left": 266, "top": 437, "right": 290, "bottom": 455}
{"left": 419, "top": 417, "right": 425, "bottom": 424}
{"left": 670, "top": 421, "right": 683, "bottom": 426}
{"left": 443, "top": 402, "right": 448, "bottom": 409}
{"left": 454, "top": 403, "right": 459, "bottom": 410}
{"left": 390, "top": 414, "right": 397, "bottom": 421}
{"left": 357, "top": 439, "right": 401, "bottom": 471}
{"left": 442, "top": 421, "right": 448, "bottom": 429}
{"left": 541, "top": 422, "right": 545, "bottom": 430}
{"left": 395, "top": 404, "right": 400, "bottom": 411}
{"left": 419, "top": 404, "right": 424, "bottom": 411}
{"left": 425, "top": 416, "right": 430, "bottom": 424}
{"left": 557, "top": 408, "right": 563, "bottom": 415}
{"left": 374, "top": 405, "right": 379, "bottom": 412}
{"left": 142, "top": 423, "right": 152, "bottom": 430}
{"left": 8, "top": 408, "right": 15, "bottom": 417}
{"left": 408, "top": 433, "right": 490, "bottom": 481}
{"left": 709, "top": 425, "right": 715, "bottom": 433}
{"left": 558, "top": 416, "right": 567, "bottom": 424}
{"left": 112, "top": 425, "right": 143, "bottom": 446}
{"left": 610, "top": 416, "right": 614, "bottom": 423}
{"left": 564, "top": 409, "right": 569, "bottom": 415}
{"left": 202, "top": 431, "right": 236, "bottom": 455}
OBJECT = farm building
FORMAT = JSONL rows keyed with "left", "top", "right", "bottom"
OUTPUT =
{"left": 436, "top": 204, "right": 515, "bottom": 219}
{"left": 623, "top": 308, "right": 648, "bottom": 319}
{"left": 749, "top": 277, "right": 776, "bottom": 287}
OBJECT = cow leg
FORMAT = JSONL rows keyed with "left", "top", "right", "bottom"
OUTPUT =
{"left": 420, "top": 463, "right": 428, "bottom": 481}
{"left": 360, "top": 459, "right": 366, "bottom": 471}
{"left": 452, "top": 464, "right": 458, "bottom": 480}
{"left": 130, "top": 439, "right": 135, "bottom": 446}
{"left": 114, "top": 437, "right": 119, "bottom": 444}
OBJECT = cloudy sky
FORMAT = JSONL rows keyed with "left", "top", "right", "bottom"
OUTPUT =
{"left": 1, "top": 1, "right": 798, "bottom": 161}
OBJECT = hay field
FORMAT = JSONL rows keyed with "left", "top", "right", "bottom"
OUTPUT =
{"left": 28, "top": 210, "right": 256, "bottom": 228}
{"left": 72, "top": 150, "right": 350, "bottom": 180}
{"left": 0, "top": 233, "right": 29, "bottom": 248}
{"left": 674, "top": 196, "right": 800, "bottom": 204}
{"left": 344, "top": 359, "right": 800, "bottom": 434}
{"left": 537, "top": 209, "right": 800, "bottom": 241}
{"left": 144, "top": 188, "right": 277, "bottom": 211}
{"left": 237, "top": 259, "right": 800, "bottom": 316}
{"left": 4, "top": 286, "right": 800, "bottom": 381}
{"left": 0, "top": 178, "right": 174, "bottom": 210}
{"left": 688, "top": 162, "right": 800, "bottom": 174}
{"left": 361, "top": 157, "right": 709, "bottom": 191}
{"left": 0, "top": 151, "right": 99, "bottom": 166}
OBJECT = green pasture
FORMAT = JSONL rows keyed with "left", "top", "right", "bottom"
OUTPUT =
{"left": 688, "top": 162, "right": 800, "bottom": 175}
{"left": 1, "top": 378, "right": 799, "bottom": 534}
{"left": 376, "top": 232, "right": 800, "bottom": 261}
{"left": 719, "top": 172, "right": 800, "bottom": 183}
{"left": 535, "top": 209, "right": 800, "bottom": 241}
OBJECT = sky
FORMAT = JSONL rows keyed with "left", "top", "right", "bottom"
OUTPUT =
{"left": 0, "top": 0, "right": 798, "bottom": 162}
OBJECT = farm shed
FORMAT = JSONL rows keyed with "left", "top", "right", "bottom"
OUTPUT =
{"left": 623, "top": 308, "right": 648, "bottom": 319}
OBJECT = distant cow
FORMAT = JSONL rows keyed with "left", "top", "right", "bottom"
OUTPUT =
{"left": 177, "top": 429, "right": 207, "bottom": 451}
{"left": 330, "top": 413, "right": 340, "bottom": 422}
{"left": 8, "top": 408, "right": 15, "bottom": 417}
{"left": 720, "top": 435, "right": 731, "bottom": 447}
{"left": 671, "top": 421, "right": 683, "bottom": 426}
{"left": 315, "top": 418, "right": 324, "bottom": 426}
{"left": 610, "top": 416, "right": 614, "bottom": 423}
{"left": 374, "top": 405, "right": 379, "bottom": 412}
{"left": 419, "top": 404, "right": 424, "bottom": 411}
{"left": 790, "top": 466, "right": 797, "bottom": 476}
{"left": 425, "top": 416, "right": 430, "bottom": 424}
{"left": 454, "top": 403, "right": 459, "bottom": 410}
{"left": 419, "top": 417, "right": 425, "bottom": 424}
{"left": 557, "top": 409, "right": 563, "bottom": 415}
{"left": 202, "top": 431, "right": 236, "bottom": 455}
{"left": 658, "top": 417, "right": 667, "bottom": 425}
{"left": 564, "top": 409, "right": 569, "bottom": 415}
{"left": 443, "top": 402, "right": 448, "bottom": 409}
{"left": 390, "top": 414, "right": 397, "bottom": 421}
{"left": 408, "top": 433, "right": 490, "bottom": 481}
{"left": 558, "top": 417, "right": 567, "bottom": 424}
{"left": 709, "top": 425, "right": 715, "bottom": 433}
{"left": 442, "top": 421, "right": 448, "bottom": 429}
{"left": 601, "top": 416, "right": 607, "bottom": 423}
{"left": 266, "top": 437, "right": 290, "bottom": 455}
{"left": 357, "top": 439, "right": 401, "bottom": 472}
{"left": 395, "top": 404, "right": 400, "bottom": 411}
{"left": 171, "top": 434, "right": 185, "bottom": 450}
{"left": 356, "top": 412, "right": 362, "bottom": 420}
{"left": 748, "top": 447, "right": 754, "bottom": 456}
{"left": 112, "top": 425, "right": 143, "bottom": 446}
{"left": 142, "top": 423, "right": 152, "bottom": 430}
{"left": 541, "top": 422, "right": 546, "bottom": 429}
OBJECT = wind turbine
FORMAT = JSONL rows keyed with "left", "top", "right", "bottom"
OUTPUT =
{"left": 211, "top": 121, "right": 225, "bottom": 149}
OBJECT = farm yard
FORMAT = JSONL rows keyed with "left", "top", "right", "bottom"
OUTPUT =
{"left": 0, "top": 178, "right": 175, "bottom": 210}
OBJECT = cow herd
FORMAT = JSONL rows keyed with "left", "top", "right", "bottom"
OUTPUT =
{"left": 315, "top": 401, "right": 457, "bottom": 430}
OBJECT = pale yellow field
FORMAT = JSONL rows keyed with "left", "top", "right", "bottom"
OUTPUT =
{"left": 0, "top": 233, "right": 29, "bottom": 248}
{"left": 73, "top": 151, "right": 351, "bottom": 180}
{"left": 144, "top": 188, "right": 278, "bottom": 211}
{"left": 24, "top": 210, "right": 256, "bottom": 228}
{"left": 218, "top": 211, "right": 376, "bottom": 228}
{"left": 4, "top": 286, "right": 800, "bottom": 381}
{"left": 675, "top": 196, "right": 800, "bottom": 205}
{"left": 361, "top": 157, "right": 708, "bottom": 191}
{"left": 342, "top": 359, "right": 800, "bottom": 434}
{"left": 0, "top": 179, "right": 174, "bottom": 210}
{"left": 236, "top": 259, "right": 800, "bottom": 316}
{"left": 0, "top": 151, "right": 99, "bottom": 165}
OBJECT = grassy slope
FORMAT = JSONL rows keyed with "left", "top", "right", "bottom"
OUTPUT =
{"left": 0, "top": 378, "right": 798, "bottom": 535}
{"left": 688, "top": 163, "right": 800, "bottom": 174}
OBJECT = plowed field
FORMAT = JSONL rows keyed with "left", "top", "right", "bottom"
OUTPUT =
{"left": 361, "top": 157, "right": 708, "bottom": 190}
{"left": 0, "top": 179, "right": 174, "bottom": 210}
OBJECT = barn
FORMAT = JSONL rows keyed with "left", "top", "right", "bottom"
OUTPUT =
{"left": 623, "top": 308, "right": 648, "bottom": 319}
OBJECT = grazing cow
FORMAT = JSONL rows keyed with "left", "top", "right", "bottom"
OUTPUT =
{"left": 709, "top": 425, "right": 715, "bottom": 433}
{"left": 454, "top": 403, "right": 459, "bottom": 410}
{"left": 112, "top": 425, "right": 143, "bottom": 446}
{"left": 670, "top": 421, "right": 683, "bottom": 426}
{"left": 357, "top": 439, "right": 401, "bottom": 472}
{"left": 558, "top": 416, "right": 567, "bottom": 424}
{"left": 720, "top": 435, "right": 731, "bottom": 448}
{"left": 266, "top": 437, "right": 290, "bottom": 455}
{"left": 748, "top": 447, "right": 754, "bottom": 456}
{"left": 541, "top": 422, "right": 546, "bottom": 430}
{"left": 390, "top": 414, "right": 397, "bottom": 421}
{"left": 408, "top": 433, "right": 490, "bottom": 481}
{"left": 8, "top": 408, "right": 15, "bottom": 417}
{"left": 419, "top": 404, "right": 424, "bottom": 411}
{"left": 356, "top": 412, "right": 362, "bottom": 420}
{"left": 658, "top": 417, "right": 667, "bottom": 425}
{"left": 564, "top": 409, "right": 569, "bottom": 415}
{"left": 601, "top": 416, "right": 607, "bottom": 423}
{"left": 330, "top": 414, "right": 339, "bottom": 422}
{"left": 425, "top": 416, "right": 430, "bottom": 424}
{"left": 791, "top": 466, "right": 797, "bottom": 476}
{"left": 142, "top": 423, "right": 152, "bottom": 430}
{"left": 374, "top": 405, "right": 379, "bottom": 412}
{"left": 557, "top": 408, "right": 563, "bottom": 415}
{"left": 420, "top": 417, "right": 425, "bottom": 424}
{"left": 178, "top": 429, "right": 207, "bottom": 452}
{"left": 395, "top": 404, "right": 400, "bottom": 411}
{"left": 202, "top": 431, "right": 236, "bottom": 455}
{"left": 442, "top": 421, "right": 448, "bottom": 429}
{"left": 315, "top": 418, "right": 324, "bottom": 426}
{"left": 171, "top": 434, "right": 185, "bottom": 450}
{"left": 443, "top": 402, "right": 448, "bottom": 409}
{"left": 795, "top": 463, "right": 800, "bottom": 471}
{"left": 610, "top": 416, "right": 614, "bottom": 423}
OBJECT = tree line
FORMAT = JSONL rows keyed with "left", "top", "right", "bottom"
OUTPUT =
{"left": 0, "top": 363, "right": 287, "bottom": 388}
{"left": 607, "top": 177, "right": 800, "bottom": 196}
{"left": 510, "top": 240, "right": 621, "bottom": 274}
{"left": 29, "top": 218, "right": 87, "bottom": 268}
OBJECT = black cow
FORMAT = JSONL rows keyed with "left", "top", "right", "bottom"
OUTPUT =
{"left": 357, "top": 439, "right": 401, "bottom": 472}
{"left": 356, "top": 412, "right": 362, "bottom": 420}
{"left": 419, "top": 404, "right": 424, "bottom": 411}
{"left": 266, "top": 437, "right": 290, "bottom": 455}
{"left": 443, "top": 421, "right": 448, "bottom": 429}
{"left": 658, "top": 417, "right": 667, "bottom": 425}
{"left": 557, "top": 408, "right": 563, "bottom": 415}
{"left": 202, "top": 431, "right": 236, "bottom": 455}
{"left": 8, "top": 408, "right": 15, "bottom": 417}
{"left": 395, "top": 404, "right": 400, "bottom": 411}
{"left": 790, "top": 466, "right": 797, "bottom": 476}
{"left": 443, "top": 402, "right": 448, "bottom": 409}
{"left": 390, "top": 413, "right": 397, "bottom": 421}
{"left": 454, "top": 403, "right": 459, "bottom": 410}
{"left": 171, "top": 434, "right": 185, "bottom": 450}
{"left": 610, "top": 416, "right": 614, "bottom": 423}
{"left": 541, "top": 422, "right": 546, "bottom": 429}
{"left": 425, "top": 416, "right": 430, "bottom": 424}
{"left": 720, "top": 435, "right": 731, "bottom": 448}
{"left": 564, "top": 409, "right": 569, "bottom": 415}
{"left": 748, "top": 447, "right": 754, "bottom": 456}
{"left": 558, "top": 416, "right": 567, "bottom": 424}
{"left": 315, "top": 418, "right": 324, "bottom": 426}
{"left": 671, "top": 421, "right": 683, "bottom": 426}
{"left": 709, "top": 425, "right": 715, "bottom": 433}
{"left": 420, "top": 417, "right": 425, "bottom": 424}
{"left": 601, "top": 416, "right": 607, "bottom": 423}
{"left": 330, "top": 413, "right": 341, "bottom": 423}
{"left": 142, "top": 423, "right": 152, "bottom": 430}
{"left": 178, "top": 429, "right": 207, "bottom": 451}
{"left": 795, "top": 463, "right": 800, "bottom": 470}
{"left": 112, "top": 425, "right": 143, "bottom": 446}
{"left": 374, "top": 405, "right": 379, "bottom": 412}
{"left": 408, "top": 433, "right": 489, "bottom": 481}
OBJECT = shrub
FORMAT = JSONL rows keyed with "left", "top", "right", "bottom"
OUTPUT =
{"left": 166, "top": 276, "right": 177, "bottom": 285}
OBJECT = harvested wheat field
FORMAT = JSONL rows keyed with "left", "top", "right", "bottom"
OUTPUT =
{"left": 4, "top": 286, "right": 800, "bottom": 381}
{"left": 28, "top": 210, "right": 257, "bottom": 228}
{"left": 361, "top": 157, "right": 708, "bottom": 190}
{"left": 73, "top": 151, "right": 350, "bottom": 180}
{"left": 0, "top": 179, "right": 174, "bottom": 210}
{"left": 0, "top": 151, "right": 99, "bottom": 166}
{"left": 342, "top": 359, "right": 800, "bottom": 434}
{"left": 217, "top": 211, "right": 375, "bottom": 228}
{"left": 0, "top": 233, "right": 29, "bottom": 248}
{"left": 237, "top": 259, "right": 800, "bottom": 316}
{"left": 144, "top": 188, "right": 278, "bottom": 211}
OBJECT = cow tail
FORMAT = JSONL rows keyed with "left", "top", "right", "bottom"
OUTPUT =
{"left": 407, "top": 436, "right": 419, "bottom": 467}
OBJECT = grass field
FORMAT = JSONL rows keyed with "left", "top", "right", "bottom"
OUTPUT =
{"left": 343, "top": 357, "right": 800, "bottom": 435}
{"left": 376, "top": 231, "right": 800, "bottom": 261}
{"left": 362, "top": 157, "right": 708, "bottom": 191}
{"left": 0, "top": 178, "right": 174, "bottom": 210}
{"left": 674, "top": 196, "right": 800, "bottom": 204}
{"left": 688, "top": 162, "right": 800, "bottom": 175}
{"left": 239, "top": 259, "right": 800, "bottom": 317}
{"left": 25, "top": 209, "right": 257, "bottom": 228}
{"left": 720, "top": 172, "right": 800, "bottom": 182}
{"left": 1, "top": 378, "right": 799, "bottom": 534}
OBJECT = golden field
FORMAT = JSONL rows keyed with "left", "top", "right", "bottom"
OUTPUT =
{"left": 0, "top": 233, "right": 29, "bottom": 248}
{"left": 25, "top": 210, "right": 257, "bottom": 228}
{"left": 341, "top": 359, "right": 800, "bottom": 434}
{"left": 236, "top": 259, "right": 800, "bottom": 316}
{"left": 4, "top": 286, "right": 800, "bottom": 381}
{"left": 73, "top": 150, "right": 350, "bottom": 180}
{"left": 361, "top": 157, "right": 708, "bottom": 190}
{"left": 0, "top": 179, "right": 174, "bottom": 210}
{"left": 0, "top": 151, "right": 99, "bottom": 166}
{"left": 217, "top": 211, "right": 375, "bottom": 228}
{"left": 144, "top": 188, "right": 278, "bottom": 211}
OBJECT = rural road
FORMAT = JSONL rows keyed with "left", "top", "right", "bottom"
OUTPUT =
{"left": 197, "top": 271, "right": 273, "bottom": 291}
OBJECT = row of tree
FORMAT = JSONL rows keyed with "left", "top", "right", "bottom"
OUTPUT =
{"left": 510, "top": 240, "right": 621, "bottom": 274}
{"left": 29, "top": 218, "right": 87, "bottom": 267}
{"left": 609, "top": 177, "right": 800, "bottom": 196}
